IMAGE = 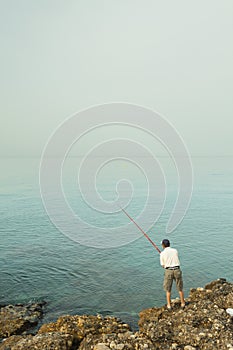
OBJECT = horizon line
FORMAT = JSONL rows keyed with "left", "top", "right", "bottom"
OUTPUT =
{"left": 0, "top": 155, "right": 233, "bottom": 159}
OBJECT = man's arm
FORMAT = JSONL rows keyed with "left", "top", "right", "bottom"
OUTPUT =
{"left": 160, "top": 252, "right": 165, "bottom": 268}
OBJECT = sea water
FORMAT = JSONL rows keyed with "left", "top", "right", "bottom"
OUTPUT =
{"left": 0, "top": 157, "right": 232, "bottom": 328}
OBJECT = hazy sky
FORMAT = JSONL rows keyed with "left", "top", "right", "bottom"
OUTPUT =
{"left": 1, "top": 0, "right": 233, "bottom": 157}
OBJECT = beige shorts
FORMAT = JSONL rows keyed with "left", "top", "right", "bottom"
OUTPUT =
{"left": 163, "top": 268, "right": 183, "bottom": 292}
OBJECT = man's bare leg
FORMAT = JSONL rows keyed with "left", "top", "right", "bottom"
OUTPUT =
{"left": 166, "top": 291, "right": 171, "bottom": 308}
{"left": 179, "top": 290, "right": 185, "bottom": 307}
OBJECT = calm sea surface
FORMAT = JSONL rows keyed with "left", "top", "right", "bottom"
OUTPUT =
{"left": 0, "top": 157, "right": 232, "bottom": 328}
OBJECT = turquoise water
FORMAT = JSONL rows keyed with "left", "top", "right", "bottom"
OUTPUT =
{"left": 0, "top": 157, "right": 233, "bottom": 328}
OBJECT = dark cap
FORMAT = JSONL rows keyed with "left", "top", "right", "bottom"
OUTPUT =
{"left": 161, "top": 239, "right": 170, "bottom": 247}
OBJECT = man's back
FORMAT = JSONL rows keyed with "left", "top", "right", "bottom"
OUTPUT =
{"left": 160, "top": 246, "right": 180, "bottom": 268}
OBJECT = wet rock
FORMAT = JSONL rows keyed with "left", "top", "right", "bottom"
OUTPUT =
{"left": 0, "top": 302, "right": 45, "bottom": 338}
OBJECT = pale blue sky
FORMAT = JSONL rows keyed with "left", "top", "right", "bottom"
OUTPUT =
{"left": 1, "top": 0, "right": 233, "bottom": 156}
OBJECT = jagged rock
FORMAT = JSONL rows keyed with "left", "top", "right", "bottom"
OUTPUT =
{"left": 0, "top": 333, "right": 74, "bottom": 350}
{"left": 1, "top": 279, "right": 232, "bottom": 349}
{"left": 78, "top": 330, "right": 155, "bottom": 349}
{"left": 0, "top": 302, "right": 45, "bottom": 338}
{"left": 38, "top": 314, "right": 131, "bottom": 342}
{"left": 139, "top": 279, "right": 233, "bottom": 349}
{"left": 1, "top": 315, "right": 130, "bottom": 350}
{"left": 188, "top": 278, "right": 233, "bottom": 309}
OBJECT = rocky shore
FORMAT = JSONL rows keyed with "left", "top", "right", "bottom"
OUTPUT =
{"left": 0, "top": 279, "right": 233, "bottom": 349}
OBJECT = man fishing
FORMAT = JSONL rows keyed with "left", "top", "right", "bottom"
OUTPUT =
{"left": 160, "top": 239, "right": 185, "bottom": 310}
{"left": 120, "top": 208, "right": 185, "bottom": 310}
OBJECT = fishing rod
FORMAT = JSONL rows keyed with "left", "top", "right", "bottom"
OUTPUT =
{"left": 120, "top": 206, "right": 161, "bottom": 254}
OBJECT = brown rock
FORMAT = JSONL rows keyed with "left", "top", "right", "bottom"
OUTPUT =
{"left": 139, "top": 279, "right": 233, "bottom": 349}
{"left": 1, "top": 279, "right": 232, "bottom": 350}
{"left": 0, "top": 302, "right": 45, "bottom": 338}
{"left": 38, "top": 314, "right": 130, "bottom": 342}
{"left": 79, "top": 331, "right": 154, "bottom": 350}
{"left": 0, "top": 332, "right": 74, "bottom": 350}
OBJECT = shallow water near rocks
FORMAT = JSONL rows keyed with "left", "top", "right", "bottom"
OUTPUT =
{"left": 0, "top": 157, "right": 233, "bottom": 329}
